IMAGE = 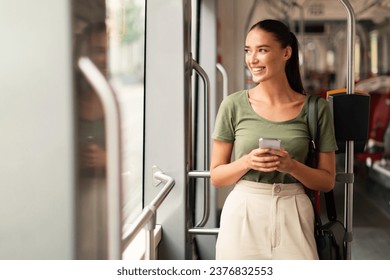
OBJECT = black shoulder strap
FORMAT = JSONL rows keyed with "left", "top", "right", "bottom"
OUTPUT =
{"left": 306, "top": 94, "right": 338, "bottom": 222}
{"left": 306, "top": 94, "right": 320, "bottom": 146}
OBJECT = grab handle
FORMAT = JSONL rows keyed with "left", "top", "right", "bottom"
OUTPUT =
{"left": 191, "top": 59, "right": 210, "bottom": 227}
{"left": 216, "top": 63, "right": 228, "bottom": 99}
{"left": 122, "top": 167, "right": 175, "bottom": 260}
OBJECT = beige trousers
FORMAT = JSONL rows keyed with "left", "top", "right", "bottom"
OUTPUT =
{"left": 216, "top": 180, "right": 318, "bottom": 260}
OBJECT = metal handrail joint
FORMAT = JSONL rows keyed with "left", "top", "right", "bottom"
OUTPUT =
{"left": 122, "top": 168, "right": 175, "bottom": 259}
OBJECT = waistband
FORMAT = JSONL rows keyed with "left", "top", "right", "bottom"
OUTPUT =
{"left": 235, "top": 180, "right": 305, "bottom": 196}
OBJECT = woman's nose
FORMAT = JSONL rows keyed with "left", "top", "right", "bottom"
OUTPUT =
{"left": 249, "top": 53, "right": 258, "bottom": 64}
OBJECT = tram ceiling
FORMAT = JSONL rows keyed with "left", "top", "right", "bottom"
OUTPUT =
{"left": 264, "top": 0, "right": 390, "bottom": 23}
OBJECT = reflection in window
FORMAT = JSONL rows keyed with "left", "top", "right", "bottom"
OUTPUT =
{"left": 73, "top": 0, "right": 145, "bottom": 259}
{"left": 107, "top": 0, "right": 145, "bottom": 225}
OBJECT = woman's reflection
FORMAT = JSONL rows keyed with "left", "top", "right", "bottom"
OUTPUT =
{"left": 76, "top": 21, "right": 108, "bottom": 259}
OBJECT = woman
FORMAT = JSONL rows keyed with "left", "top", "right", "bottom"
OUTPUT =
{"left": 210, "top": 19, "right": 337, "bottom": 259}
{"left": 76, "top": 22, "right": 108, "bottom": 259}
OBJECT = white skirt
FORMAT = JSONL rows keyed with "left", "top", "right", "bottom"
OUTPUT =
{"left": 216, "top": 180, "right": 318, "bottom": 260}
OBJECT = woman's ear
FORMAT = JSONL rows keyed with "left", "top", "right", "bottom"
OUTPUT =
{"left": 284, "top": 46, "right": 292, "bottom": 61}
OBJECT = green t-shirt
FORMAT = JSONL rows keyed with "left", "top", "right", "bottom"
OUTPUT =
{"left": 212, "top": 90, "right": 338, "bottom": 183}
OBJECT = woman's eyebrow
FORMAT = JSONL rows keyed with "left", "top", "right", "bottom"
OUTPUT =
{"left": 245, "top": 44, "right": 270, "bottom": 48}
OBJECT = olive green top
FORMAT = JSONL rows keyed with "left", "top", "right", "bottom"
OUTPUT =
{"left": 212, "top": 90, "right": 338, "bottom": 183}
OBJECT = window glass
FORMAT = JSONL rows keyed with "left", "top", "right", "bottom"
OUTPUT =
{"left": 73, "top": 0, "right": 145, "bottom": 259}
{"left": 107, "top": 0, "right": 145, "bottom": 224}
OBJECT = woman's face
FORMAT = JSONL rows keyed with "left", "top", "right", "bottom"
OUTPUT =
{"left": 89, "top": 30, "right": 108, "bottom": 75}
{"left": 245, "top": 28, "right": 291, "bottom": 84}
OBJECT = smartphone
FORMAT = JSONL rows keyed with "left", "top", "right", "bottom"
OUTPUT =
{"left": 259, "top": 138, "right": 281, "bottom": 150}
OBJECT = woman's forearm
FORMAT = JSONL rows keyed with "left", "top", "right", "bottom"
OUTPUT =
{"left": 289, "top": 160, "right": 335, "bottom": 192}
{"left": 210, "top": 155, "right": 250, "bottom": 188}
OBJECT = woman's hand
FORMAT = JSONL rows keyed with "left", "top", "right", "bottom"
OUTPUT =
{"left": 245, "top": 148, "right": 281, "bottom": 172}
{"left": 81, "top": 143, "right": 107, "bottom": 169}
{"left": 246, "top": 148, "right": 297, "bottom": 174}
{"left": 266, "top": 148, "right": 297, "bottom": 174}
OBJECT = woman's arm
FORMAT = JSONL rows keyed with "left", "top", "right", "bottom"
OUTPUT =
{"left": 210, "top": 140, "right": 243, "bottom": 187}
{"left": 274, "top": 150, "right": 336, "bottom": 192}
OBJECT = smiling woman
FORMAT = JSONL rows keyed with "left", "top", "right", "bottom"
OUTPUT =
{"left": 210, "top": 19, "right": 337, "bottom": 260}
{"left": 1, "top": 0, "right": 389, "bottom": 262}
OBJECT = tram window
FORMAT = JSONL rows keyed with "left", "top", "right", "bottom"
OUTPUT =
{"left": 370, "top": 30, "right": 379, "bottom": 75}
{"left": 73, "top": 0, "right": 145, "bottom": 258}
{"left": 107, "top": 0, "right": 145, "bottom": 224}
{"left": 355, "top": 38, "right": 361, "bottom": 81}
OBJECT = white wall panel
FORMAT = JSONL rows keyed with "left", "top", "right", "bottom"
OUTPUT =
{"left": 144, "top": 0, "right": 187, "bottom": 260}
{"left": 0, "top": 0, "right": 75, "bottom": 259}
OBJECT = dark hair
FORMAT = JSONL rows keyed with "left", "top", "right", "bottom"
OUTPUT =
{"left": 249, "top": 19, "right": 304, "bottom": 94}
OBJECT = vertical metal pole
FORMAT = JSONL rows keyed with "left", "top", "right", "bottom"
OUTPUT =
{"left": 183, "top": 0, "right": 195, "bottom": 260}
{"left": 145, "top": 213, "right": 156, "bottom": 260}
{"left": 338, "top": 0, "right": 356, "bottom": 260}
{"left": 298, "top": 3, "right": 305, "bottom": 79}
{"left": 243, "top": 0, "right": 259, "bottom": 88}
{"left": 144, "top": 229, "right": 153, "bottom": 260}
{"left": 216, "top": 63, "right": 228, "bottom": 99}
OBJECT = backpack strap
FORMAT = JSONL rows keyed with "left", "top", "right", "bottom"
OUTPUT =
{"left": 306, "top": 94, "right": 321, "bottom": 212}
{"left": 306, "top": 94, "right": 320, "bottom": 148}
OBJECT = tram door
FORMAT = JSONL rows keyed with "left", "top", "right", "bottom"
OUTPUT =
{"left": 143, "top": 0, "right": 219, "bottom": 259}
{"left": 190, "top": 0, "right": 219, "bottom": 260}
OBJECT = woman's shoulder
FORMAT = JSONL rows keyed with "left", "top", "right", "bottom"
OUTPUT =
{"left": 305, "top": 94, "right": 333, "bottom": 119}
{"left": 317, "top": 95, "right": 332, "bottom": 113}
{"left": 215, "top": 90, "right": 248, "bottom": 118}
{"left": 223, "top": 90, "right": 247, "bottom": 105}
{"left": 305, "top": 94, "right": 330, "bottom": 109}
